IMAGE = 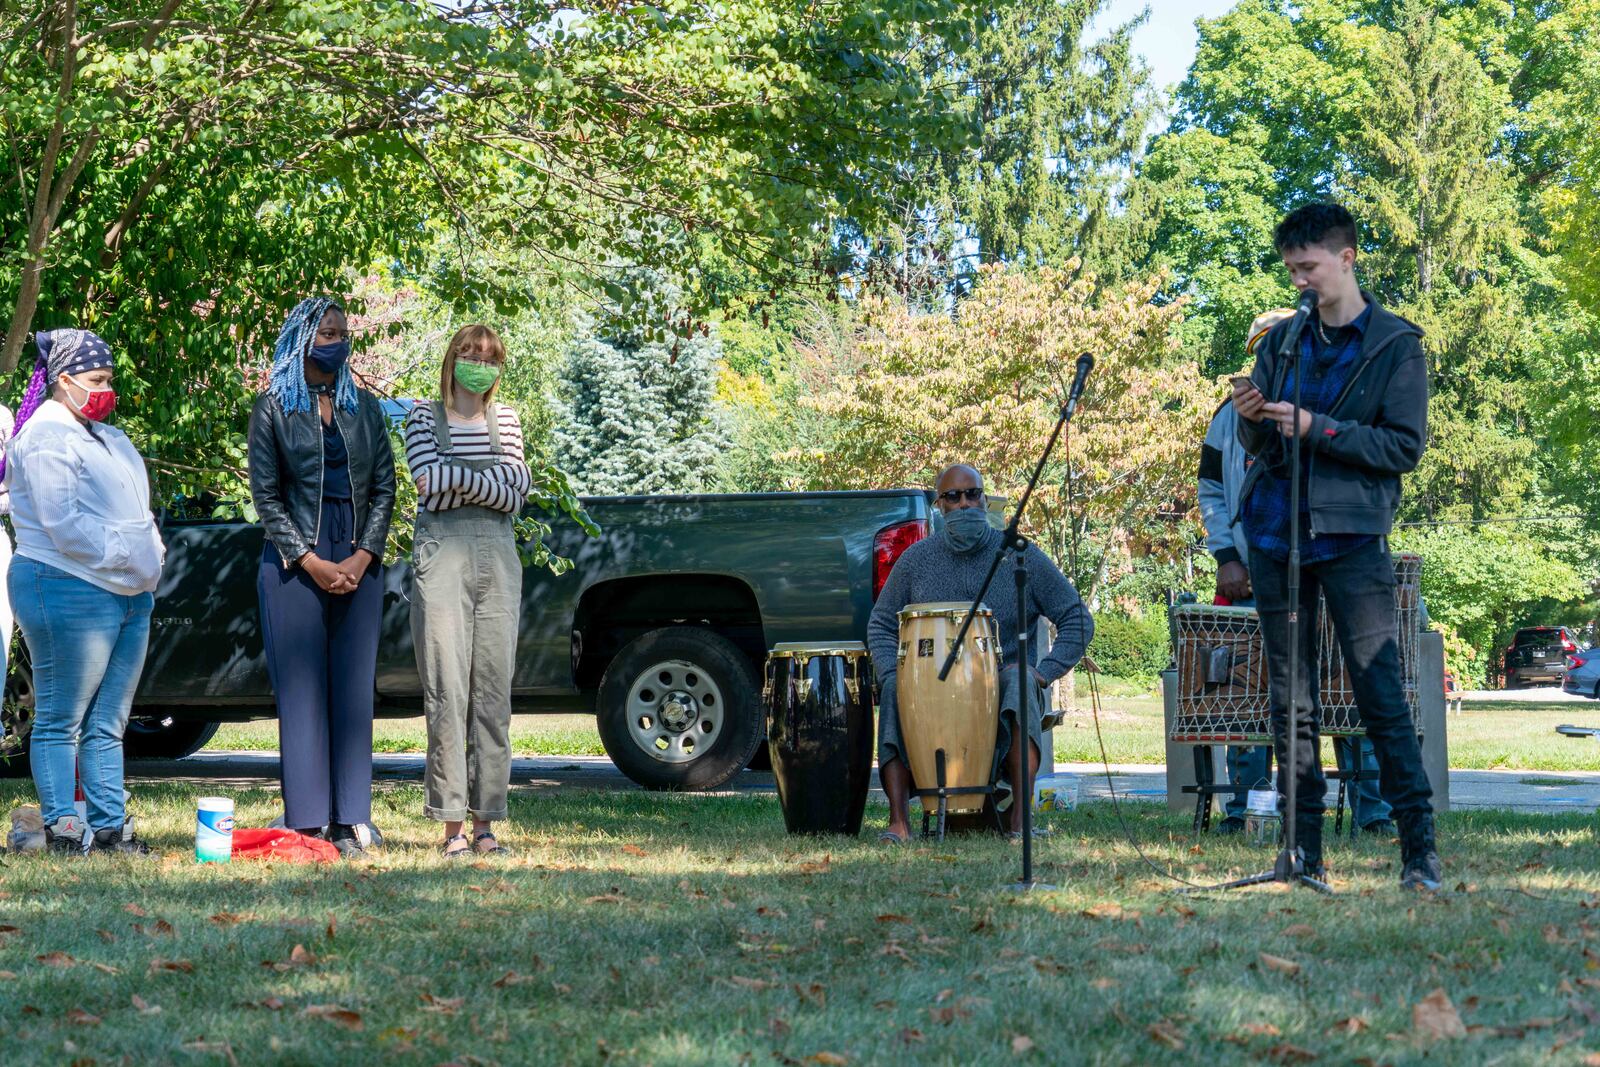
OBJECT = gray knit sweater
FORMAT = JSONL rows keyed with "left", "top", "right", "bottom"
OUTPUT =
{"left": 867, "top": 526, "right": 1094, "bottom": 685}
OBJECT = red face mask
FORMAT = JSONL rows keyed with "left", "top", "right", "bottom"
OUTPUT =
{"left": 64, "top": 378, "right": 117, "bottom": 422}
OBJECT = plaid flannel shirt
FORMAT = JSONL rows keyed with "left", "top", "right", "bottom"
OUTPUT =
{"left": 1242, "top": 302, "right": 1377, "bottom": 563}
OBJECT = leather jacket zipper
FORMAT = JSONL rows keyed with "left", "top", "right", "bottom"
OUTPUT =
{"left": 1305, "top": 330, "right": 1411, "bottom": 538}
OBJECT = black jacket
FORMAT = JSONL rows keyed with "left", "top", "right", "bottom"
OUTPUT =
{"left": 248, "top": 390, "right": 397, "bottom": 567}
{"left": 1236, "top": 291, "right": 1427, "bottom": 538}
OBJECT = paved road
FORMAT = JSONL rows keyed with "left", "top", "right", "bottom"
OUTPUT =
{"left": 124, "top": 752, "right": 1600, "bottom": 815}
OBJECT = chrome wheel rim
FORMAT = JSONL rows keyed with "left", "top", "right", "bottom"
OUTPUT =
{"left": 626, "top": 659, "right": 725, "bottom": 764}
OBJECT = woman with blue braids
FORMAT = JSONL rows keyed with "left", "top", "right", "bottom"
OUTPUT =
{"left": 248, "top": 298, "right": 396, "bottom": 858}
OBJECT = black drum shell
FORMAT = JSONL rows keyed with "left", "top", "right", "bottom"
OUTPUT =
{"left": 766, "top": 653, "right": 873, "bottom": 836}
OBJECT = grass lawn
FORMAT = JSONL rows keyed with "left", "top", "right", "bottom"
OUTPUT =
{"left": 1052, "top": 692, "right": 1600, "bottom": 772}
{"left": 4, "top": 784, "right": 1600, "bottom": 1065}
{"left": 208, "top": 696, "right": 1600, "bottom": 774}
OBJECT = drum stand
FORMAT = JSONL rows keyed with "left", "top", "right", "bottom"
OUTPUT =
{"left": 1183, "top": 302, "right": 1331, "bottom": 896}
{"left": 939, "top": 356, "right": 1096, "bottom": 892}
{"left": 916, "top": 749, "right": 999, "bottom": 842}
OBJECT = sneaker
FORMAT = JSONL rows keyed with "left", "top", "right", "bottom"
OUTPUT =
{"left": 89, "top": 826, "right": 153, "bottom": 856}
{"left": 1360, "top": 819, "right": 1398, "bottom": 837}
{"left": 1398, "top": 813, "right": 1443, "bottom": 892}
{"left": 1213, "top": 816, "right": 1247, "bottom": 835}
{"left": 43, "top": 816, "right": 86, "bottom": 855}
{"left": 327, "top": 823, "right": 365, "bottom": 858}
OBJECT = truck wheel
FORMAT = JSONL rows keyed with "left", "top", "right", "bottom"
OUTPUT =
{"left": 0, "top": 644, "right": 35, "bottom": 778}
{"left": 123, "top": 717, "right": 220, "bottom": 761}
{"left": 597, "top": 627, "right": 763, "bottom": 791}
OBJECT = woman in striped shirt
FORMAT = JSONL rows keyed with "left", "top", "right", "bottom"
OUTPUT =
{"left": 404, "top": 325, "right": 533, "bottom": 857}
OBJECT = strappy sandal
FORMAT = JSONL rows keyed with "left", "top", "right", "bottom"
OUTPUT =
{"left": 878, "top": 830, "right": 909, "bottom": 846}
{"left": 441, "top": 833, "right": 471, "bottom": 858}
{"left": 473, "top": 831, "right": 510, "bottom": 856}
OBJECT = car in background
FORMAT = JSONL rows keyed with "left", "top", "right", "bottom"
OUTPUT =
{"left": 1563, "top": 649, "right": 1600, "bottom": 699}
{"left": 1504, "top": 626, "right": 1581, "bottom": 689}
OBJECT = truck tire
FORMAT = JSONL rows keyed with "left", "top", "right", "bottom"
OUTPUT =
{"left": 597, "top": 627, "right": 763, "bottom": 791}
{"left": 123, "top": 716, "right": 221, "bottom": 761}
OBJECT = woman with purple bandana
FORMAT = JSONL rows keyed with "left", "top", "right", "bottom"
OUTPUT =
{"left": 6, "top": 328, "right": 164, "bottom": 855}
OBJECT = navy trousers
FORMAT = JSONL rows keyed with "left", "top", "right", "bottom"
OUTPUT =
{"left": 257, "top": 499, "right": 382, "bottom": 830}
{"left": 1248, "top": 538, "right": 1433, "bottom": 824}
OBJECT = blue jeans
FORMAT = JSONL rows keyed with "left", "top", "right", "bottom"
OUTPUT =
{"left": 1335, "top": 735, "right": 1392, "bottom": 827}
{"left": 1224, "top": 745, "right": 1272, "bottom": 820}
{"left": 11, "top": 557, "right": 153, "bottom": 832}
{"left": 1247, "top": 539, "right": 1433, "bottom": 823}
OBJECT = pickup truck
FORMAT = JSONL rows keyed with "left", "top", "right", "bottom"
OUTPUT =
{"left": 1, "top": 488, "right": 932, "bottom": 790}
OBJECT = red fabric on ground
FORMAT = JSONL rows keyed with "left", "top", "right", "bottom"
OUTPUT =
{"left": 230, "top": 827, "right": 339, "bottom": 863}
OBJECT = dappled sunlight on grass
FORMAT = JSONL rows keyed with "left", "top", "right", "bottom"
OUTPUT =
{"left": 4, "top": 782, "right": 1600, "bottom": 1064}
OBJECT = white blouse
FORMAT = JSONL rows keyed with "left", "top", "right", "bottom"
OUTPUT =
{"left": 7, "top": 399, "right": 165, "bottom": 595}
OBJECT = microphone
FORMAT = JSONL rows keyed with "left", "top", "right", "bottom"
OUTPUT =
{"left": 1063, "top": 353, "right": 1095, "bottom": 418}
{"left": 1277, "top": 289, "right": 1319, "bottom": 361}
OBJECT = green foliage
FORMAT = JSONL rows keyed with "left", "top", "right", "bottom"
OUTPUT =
{"left": 553, "top": 306, "right": 730, "bottom": 497}
{"left": 1394, "top": 524, "right": 1587, "bottom": 685}
{"left": 1087, "top": 610, "right": 1171, "bottom": 681}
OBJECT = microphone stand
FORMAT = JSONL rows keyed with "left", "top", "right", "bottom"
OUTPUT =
{"left": 938, "top": 356, "right": 1092, "bottom": 893}
{"left": 1185, "top": 296, "right": 1331, "bottom": 896}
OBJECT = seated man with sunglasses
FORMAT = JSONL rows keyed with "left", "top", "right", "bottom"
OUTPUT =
{"left": 867, "top": 464, "right": 1095, "bottom": 843}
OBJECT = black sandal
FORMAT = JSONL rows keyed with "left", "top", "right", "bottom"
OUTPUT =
{"left": 473, "top": 831, "right": 510, "bottom": 856}
{"left": 441, "top": 834, "right": 471, "bottom": 858}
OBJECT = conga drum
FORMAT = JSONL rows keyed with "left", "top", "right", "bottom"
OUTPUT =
{"left": 896, "top": 603, "right": 1000, "bottom": 816}
{"left": 764, "top": 642, "right": 874, "bottom": 836}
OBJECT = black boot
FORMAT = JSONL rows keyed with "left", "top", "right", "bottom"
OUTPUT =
{"left": 327, "top": 823, "right": 365, "bottom": 858}
{"left": 1398, "top": 812, "right": 1442, "bottom": 891}
{"left": 1294, "top": 816, "right": 1324, "bottom": 879}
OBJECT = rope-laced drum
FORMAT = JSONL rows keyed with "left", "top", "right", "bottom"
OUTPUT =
{"left": 1170, "top": 553, "right": 1423, "bottom": 744}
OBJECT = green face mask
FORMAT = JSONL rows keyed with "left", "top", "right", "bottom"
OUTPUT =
{"left": 453, "top": 359, "right": 501, "bottom": 395}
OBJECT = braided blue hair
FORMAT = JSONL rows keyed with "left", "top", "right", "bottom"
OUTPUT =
{"left": 267, "top": 296, "right": 357, "bottom": 414}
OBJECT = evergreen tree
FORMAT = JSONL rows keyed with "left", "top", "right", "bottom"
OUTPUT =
{"left": 554, "top": 313, "right": 730, "bottom": 497}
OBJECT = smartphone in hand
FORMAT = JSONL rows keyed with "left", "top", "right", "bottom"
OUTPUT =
{"left": 1230, "top": 375, "right": 1256, "bottom": 392}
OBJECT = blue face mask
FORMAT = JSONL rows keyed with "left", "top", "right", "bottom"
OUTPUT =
{"left": 307, "top": 339, "right": 350, "bottom": 375}
{"left": 940, "top": 506, "right": 993, "bottom": 554}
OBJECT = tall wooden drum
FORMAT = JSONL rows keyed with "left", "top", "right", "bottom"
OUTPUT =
{"left": 896, "top": 602, "right": 1000, "bottom": 814}
{"left": 765, "top": 642, "right": 874, "bottom": 835}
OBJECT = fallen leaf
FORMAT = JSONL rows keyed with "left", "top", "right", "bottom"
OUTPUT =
{"left": 90, "top": 962, "right": 120, "bottom": 975}
{"left": 326, "top": 913, "right": 337, "bottom": 941}
{"left": 124, "top": 903, "right": 147, "bottom": 917}
{"left": 131, "top": 994, "right": 161, "bottom": 1016}
{"left": 1241, "top": 1022, "right": 1282, "bottom": 1037}
{"left": 209, "top": 912, "right": 245, "bottom": 926}
{"left": 794, "top": 982, "right": 826, "bottom": 1008}
{"left": 1259, "top": 953, "right": 1302, "bottom": 978}
{"left": 302, "top": 1004, "right": 364, "bottom": 1031}
{"left": 1012, "top": 1034, "right": 1035, "bottom": 1055}
{"left": 806, "top": 1054, "right": 847, "bottom": 1066}
{"left": 0, "top": 924, "right": 18, "bottom": 934}
{"left": 1147, "top": 1021, "right": 1185, "bottom": 1050}
{"left": 728, "top": 975, "right": 773, "bottom": 991}
{"left": 0, "top": 970, "right": 17, "bottom": 980}
{"left": 1266, "top": 1042, "right": 1319, "bottom": 1063}
{"left": 1091, "top": 977, "right": 1118, "bottom": 990}
{"left": 585, "top": 894, "right": 623, "bottom": 905}
{"left": 148, "top": 958, "right": 194, "bottom": 975}
{"left": 621, "top": 844, "right": 649, "bottom": 857}
{"left": 96, "top": 928, "right": 117, "bottom": 943}
{"left": 493, "top": 970, "right": 537, "bottom": 988}
{"left": 1082, "top": 903, "right": 1125, "bottom": 921}
{"left": 1412, "top": 988, "right": 1466, "bottom": 1042}
{"left": 1282, "top": 924, "right": 1316, "bottom": 938}
{"left": 1328, "top": 1016, "right": 1369, "bottom": 1035}
{"left": 36, "top": 951, "right": 77, "bottom": 968}
{"left": 897, "top": 1028, "right": 925, "bottom": 1045}
{"left": 66, "top": 1008, "right": 101, "bottom": 1026}
{"left": 875, "top": 914, "right": 910, "bottom": 924}
{"left": 420, "top": 993, "right": 464, "bottom": 1014}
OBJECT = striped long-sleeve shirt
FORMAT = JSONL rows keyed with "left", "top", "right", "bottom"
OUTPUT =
{"left": 402, "top": 401, "right": 533, "bottom": 514}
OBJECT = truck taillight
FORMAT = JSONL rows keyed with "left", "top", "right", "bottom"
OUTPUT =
{"left": 873, "top": 519, "right": 927, "bottom": 600}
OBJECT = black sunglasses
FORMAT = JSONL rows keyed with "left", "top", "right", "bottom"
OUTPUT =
{"left": 937, "top": 487, "right": 985, "bottom": 503}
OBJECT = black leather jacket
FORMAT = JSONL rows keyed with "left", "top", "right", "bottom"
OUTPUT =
{"left": 248, "top": 390, "right": 397, "bottom": 568}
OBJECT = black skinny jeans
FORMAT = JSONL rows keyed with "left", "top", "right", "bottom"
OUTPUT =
{"left": 1247, "top": 538, "right": 1433, "bottom": 824}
